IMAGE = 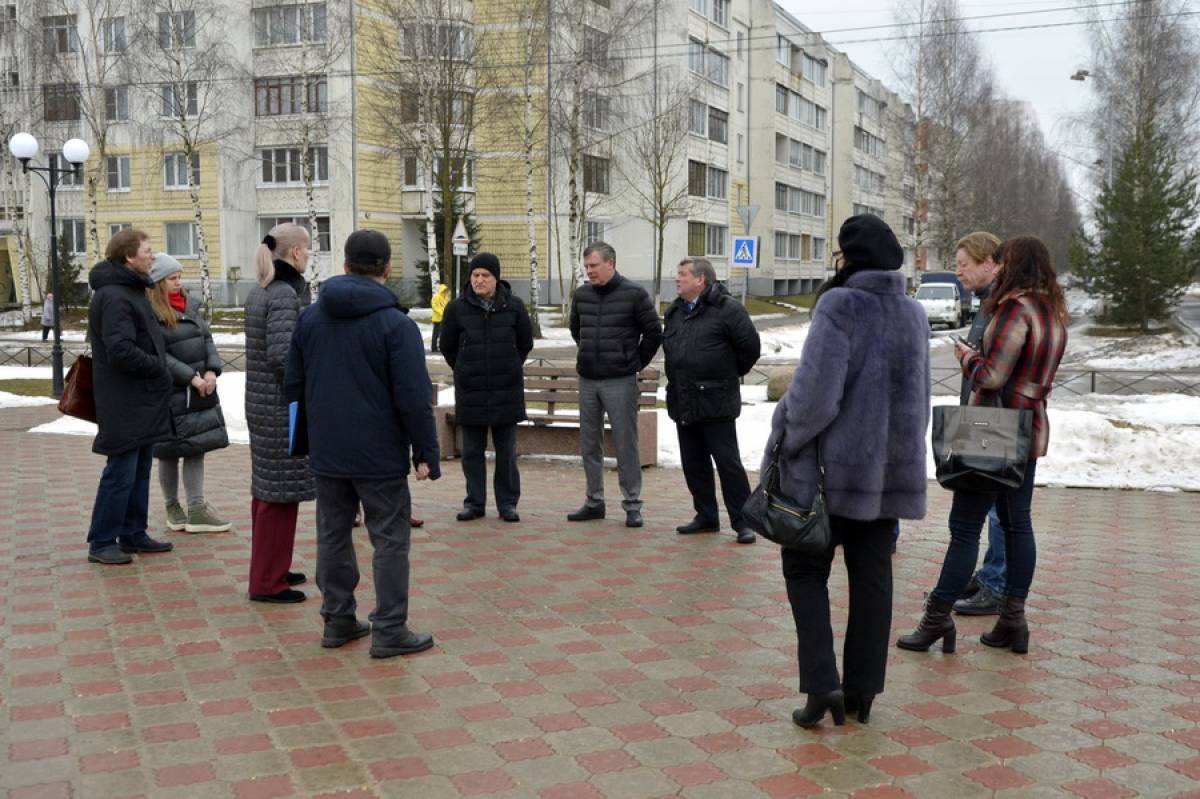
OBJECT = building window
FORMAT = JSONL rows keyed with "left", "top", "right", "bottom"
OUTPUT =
{"left": 161, "top": 82, "right": 198, "bottom": 117}
{"left": 60, "top": 219, "right": 86, "bottom": 255}
{"left": 260, "top": 147, "right": 328, "bottom": 185}
{"left": 106, "top": 156, "right": 130, "bottom": 191}
{"left": 105, "top": 86, "right": 129, "bottom": 121}
{"left": 582, "top": 93, "right": 610, "bottom": 131}
{"left": 164, "top": 152, "right": 200, "bottom": 189}
{"left": 775, "top": 84, "right": 788, "bottom": 114}
{"left": 903, "top": 215, "right": 915, "bottom": 235}
{"left": 165, "top": 222, "right": 198, "bottom": 257}
{"left": 857, "top": 89, "right": 885, "bottom": 121}
{"left": 253, "top": 3, "right": 327, "bottom": 46}
{"left": 854, "top": 165, "right": 886, "bottom": 194}
{"left": 688, "top": 160, "right": 706, "bottom": 197}
{"left": 706, "top": 166, "right": 727, "bottom": 200}
{"left": 707, "top": 107, "right": 728, "bottom": 144}
{"left": 581, "top": 26, "right": 609, "bottom": 68}
{"left": 254, "top": 75, "right": 328, "bottom": 115}
{"left": 108, "top": 222, "right": 131, "bottom": 237}
{"left": 853, "top": 203, "right": 885, "bottom": 220}
{"left": 402, "top": 156, "right": 419, "bottom": 187}
{"left": 813, "top": 237, "right": 826, "bottom": 261}
{"left": 48, "top": 153, "right": 83, "bottom": 188}
{"left": 42, "top": 15, "right": 77, "bottom": 54}
{"left": 158, "top": 11, "right": 195, "bottom": 49}
{"left": 777, "top": 135, "right": 827, "bottom": 175}
{"left": 688, "top": 38, "right": 728, "bottom": 86}
{"left": 43, "top": 83, "right": 81, "bottom": 122}
{"left": 776, "top": 183, "right": 826, "bottom": 218}
{"left": 582, "top": 154, "right": 609, "bottom": 194}
{"left": 802, "top": 54, "right": 826, "bottom": 86}
{"left": 737, "top": 133, "right": 743, "bottom": 163}
{"left": 260, "top": 216, "right": 331, "bottom": 252}
{"left": 688, "top": 99, "right": 706, "bottom": 136}
{"left": 853, "top": 126, "right": 887, "bottom": 158}
{"left": 736, "top": 82, "right": 744, "bottom": 113}
{"left": 705, "top": 224, "right": 727, "bottom": 256}
{"left": 711, "top": 0, "right": 728, "bottom": 26}
{"left": 399, "top": 22, "right": 472, "bottom": 60}
{"left": 586, "top": 221, "right": 606, "bottom": 243}
{"left": 432, "top": 156, "right": 474, "bottom": 189}
{"left": 776, "top": 35, "right": 791, "bottom": 66}
{"left": 736, "top": 31, "right": 744, "bottom": 59}
{"left": 689, "top": 0, "right": 705, "bottom": 15}
{"left": 102, "top": 16, "right": 126, "bottom": 51}
{"left": 687, "top": 222, "right": 705, "bottom": 257}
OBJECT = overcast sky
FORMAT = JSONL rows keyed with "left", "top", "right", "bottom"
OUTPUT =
{"left": 778, "top": 0, "right": 1102, "bottom": 198}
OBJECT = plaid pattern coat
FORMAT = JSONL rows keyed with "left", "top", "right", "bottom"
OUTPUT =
{"left": 958, "top": 291, "right": 1067, "bottom": 459}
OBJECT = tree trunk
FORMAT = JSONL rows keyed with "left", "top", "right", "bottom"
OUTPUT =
{"left": 424, "top": 147, "right": 440, "bottom": 288}
{"left": 302, "top": 125, "right": 322, "bottom": 297}
{"left": 567, "top": 95, "right": 584, "bottom": 290}
{"left": 187, "top": 150, "right": 214, "bottom": 322}
{"left": 523, "top": 80, "right": 542, "bottom": 338}
{"left": 2, "top": 157, "right": 33, "bottom": 323}
{"left": 86, "top": 172, "right": 102, "bottom": 267}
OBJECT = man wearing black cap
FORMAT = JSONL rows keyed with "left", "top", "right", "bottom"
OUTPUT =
{"left": 285, "top": 229, "right": 441, "bottom": 658}
{"left": 439, "top": 253, "right": 534, "bottom": 522}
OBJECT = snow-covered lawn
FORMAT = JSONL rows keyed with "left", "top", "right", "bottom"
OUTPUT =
{"left": 13, "top": 367, "right": 1199, "bottom": 492}
{"left": 1064, "top": 329, "right": 1200, "bottom": 370}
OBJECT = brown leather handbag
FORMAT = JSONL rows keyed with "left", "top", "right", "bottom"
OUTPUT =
{"left": 58, "top": 355, "right": 96, "bottom": 423}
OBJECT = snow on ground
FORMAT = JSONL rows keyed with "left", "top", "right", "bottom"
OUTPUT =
{"left": 0, "top": 391, "right": 57, "bottom": 408}
{"left": 758, "top": 323, "right": 810, "bottom": 358}
{"left": 1066, "top": 289, "right": 1102, "bottom": 320}
{"left": 1063, "top": 328, "right": 1200, "bottom": 370}
{"left": 0, "top": 366, "right": 53, "bottom": 379}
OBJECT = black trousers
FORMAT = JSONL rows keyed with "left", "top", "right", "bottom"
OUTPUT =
{"left": 430, "top": 322, "right": 442, "bottom": 353}
{"left": 677, "top": 420, "right": 751, "bottom": 527}
{"left": 461, "top": 423, "right": 520, "bottom": 513}
{"left": 782, "top": 515, "right": 895, "bottom": 696}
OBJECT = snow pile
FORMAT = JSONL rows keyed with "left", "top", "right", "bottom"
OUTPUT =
{"left": 758, "top": 323, "right": 811, "bottom": 359}
{"left": 0, "top": 391, "right": 57, "bottom": 409}
{"left": 1066, "top": 289, "right": 1103, "bottom": 319}
{"left": 1065, "top": 329, "right": 1200, "bottom": 370}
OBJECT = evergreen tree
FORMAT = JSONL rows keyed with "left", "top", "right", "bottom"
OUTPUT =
{"left": 415, "top": 196, "right": 482, "bottom": 304}
{"left": 1088, "top": 113, "right": 1199, "bottom": 331}
{"left": 55, "top": 238, "right": 89, "bottom": 312}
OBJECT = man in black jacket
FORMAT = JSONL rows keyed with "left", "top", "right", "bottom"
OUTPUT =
{"left": 85, "top": 228, "right": 175, "bottom": 565}
{"left": 285, "top": 230, "right": 440, "bottom": 658}
{"left": 567, "top": 242, "right": 662, "bottom": 528}
{"left": 440, "top": 253, "right": 534, "bottom": 522}
{"left": 664, "top": 258, "right": 761, "bottom": 544}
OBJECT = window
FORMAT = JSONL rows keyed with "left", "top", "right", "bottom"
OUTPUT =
{"left": 854, "top": 165, "right": 886, "bottom": 194}
{"left": 432, "top": 156, "right": 474, "bottom": 189}
{"left": 260, "top": 216, "right": 330, "bottom": 251}
{"left": 736, "top": 31, "right": 744, "bottom": 59}
{"left": 42, "top": 15, "right": 77, "bottom": 54}
{"left": 776, "top": 36, "right": 791, "bottom": 66}
{"left": 688, "top": 100, "right": 706, "bottom": 136}
{"left": 402, "top": 156, "right": 419, "bottom": 187}
{"left": 586, "top": 221, "right": 606, "bottom": 243}
{"left": 802, "top": 53, "right": 826, "bottom": 86}
{"left": 158, "top": 11, "right": 195, "bottom": 49}
{"left": 690, "top": 0, "right": 706, "bottom": 15}
{"left": 688, "top": 38, "right": 728, "bottom": 86}
{"left": 582, "top": 155, "right": 610, "bottom": 194}
{"left": 853, "top": 203, "right": 885, "bottom": 219}
{"left": 903, "top": 215, "right": 915, "bottom": 235}
{"left": 707, "top": 107, "right": 728, "bottom": 144}
{"left": 776, "top": 135, "right": 827, "bottom": 176}
{"left": 776, "top": 85, "right": 826, "bottom": 130}
{"left": 161, "top": 82, "right": 198, "bottom": 117}
{"left": 164, "top": 152, "right": 200, "bottom": 189}
{"left": 165, "top": 222, "right": 198, "bottom": 257}
{"left": 857, "top": 89, "right": 885, "bottom": 121}
{"left": 108, "top": 222, "right": 131, "bottom": 237}
{"left": 712, "top": 0, "right": 728, "bottom": 26}
{"left": 106, "top": 156, "right": 130, "bottom": 191}
{"left": 687, "top": 160, "right": 706, "bottom": 197}
{"left": 253, "top": 3, "right": 327, "bottom": 46}
{"left": 43, "top": 83, "right": 81, "bottom": 122}
{"left": 736, "top": 82, "right": 744, "bottom": 113}
{"left": 854, "top": 126, "right": 887, "bottom": 158}
{"left": 49, "top": 153, "right": 83, "bottom": 188}
{"left": 254, "top": 75, "right": 328, "bottom": 115}
{"left": 706, "top": 166, "right": 727, "bottom": 200}
{"left": 813, "top": 237, "right": 826, "bottom": 261}
{"left": 60, "top": 219, "right": 86, "bottom": 255}
{"left": 737, "top": 134, "right": 743, "bottom": 163}
{"left": 582, "top": 93, "right": 610, "bottom": 131}
{"left": 688, "top": 39, "right": 704, "bottom": 76}
{"left": 102, "top": 16, "right": 126, "bottom": 51}
{"left": 775, "top": 183, "right": 826, "bottom": 218}
{"left": 105, "top": 86, "right": 129, "bottom": 121}
{"left": 260, "top": 147, "right": 328, "bottom": 185}
{"left": 399, "top": 93, "right": 419, "bottom": 123}
{"left": 399, "top": 22, "right": 472, "bottom": 60}
{"left": 582, "top": 26, "right": 609, "bottom": 67}
{"left": 687, "top": 222, "right": 705, "bottom": 257}
{"left": 705, "top": 225, "right": 726, "bottom": 256}
{"left": 776, "top": 85, "right": 788, "bottom": 114}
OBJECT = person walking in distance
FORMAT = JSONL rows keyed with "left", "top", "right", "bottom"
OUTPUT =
{"left": 663, "top": 257, "right": 760, "bottom": 544}
{"left": 84, "top": 229, "right": 175, "bottom": 564}
{"left": 244, "top": 223, "right": 314, "bottom": 603}
{"left": 430, "top": 282, "right": 450, "bottom": 353}
{"left": 286, "top": 230, "right": 441, "bottom": 657}
{"left": 566, "top": 242, "right": 662, "bottom": 528}
{"left": 439, "top": 254, "right": 534, "bottom": 523}
{"left": 41, "top": 292, "right": 54, "bottom": 341}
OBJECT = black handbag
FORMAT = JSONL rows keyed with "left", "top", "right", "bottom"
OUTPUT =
{"left": 932, "top": 365, "right": 1033, "bottom": 493}
{"left": 742, "top": 433, "right": 831, "bottom": 553}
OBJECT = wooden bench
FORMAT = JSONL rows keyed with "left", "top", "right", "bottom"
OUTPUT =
{"left": 434, "top": 366, "right": 660, "bottom": 466}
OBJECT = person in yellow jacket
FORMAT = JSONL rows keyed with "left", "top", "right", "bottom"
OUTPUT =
{"left": 430, "top": 283, "right": 450, "bottom": 353}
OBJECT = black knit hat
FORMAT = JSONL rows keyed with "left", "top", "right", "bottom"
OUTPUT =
{"left": 469, "top": 252, "right": 501, "bottom": 279}
{"left": 837, "top": 215, "right": 904, "bottom": 271}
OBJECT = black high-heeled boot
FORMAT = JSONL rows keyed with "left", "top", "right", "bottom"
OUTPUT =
{"left": 791, "top": 690, "right": 846, "bottom": 728}
{"left": 844, "top": 693, "right": 876, "bottom": 723}
{"left": 980, "top": 595, "right": 1029, "bottom": 653}
{"left": 896, "top": 596, "right": 957, "bottom": 653}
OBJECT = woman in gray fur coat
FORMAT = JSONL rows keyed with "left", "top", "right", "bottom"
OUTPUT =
{"left": 764, "top": 215, "right": 931, "bottom": 729}
{"left": 244, "top": 223, "right": 315, "bottom": 604}
{"left": 148, "top": 254, "right": 231, "bottom": 535}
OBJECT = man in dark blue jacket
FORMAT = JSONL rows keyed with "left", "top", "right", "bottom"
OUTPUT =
{"left": 285, "top": 230, "right": 440, "bottom": 658}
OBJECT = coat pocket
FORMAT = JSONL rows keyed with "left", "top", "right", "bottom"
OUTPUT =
{"left": 693, "top": 378, "right": 740, "bottom": 422}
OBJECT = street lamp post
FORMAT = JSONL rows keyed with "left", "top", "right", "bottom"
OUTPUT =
{"left": 1069, "top": 69, "right": 1114, "bottom": 188}
{"left": 8, "top": 132, "right": 91, "bottom": 398}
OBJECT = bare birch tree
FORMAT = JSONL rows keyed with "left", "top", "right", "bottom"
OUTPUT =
{"left": 0, "top": 61, "right": 36, "bottom": 321}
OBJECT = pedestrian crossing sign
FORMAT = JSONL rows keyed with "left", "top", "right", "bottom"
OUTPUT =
{"left": 732, "top": 236, "right": 759, "bottom": 268}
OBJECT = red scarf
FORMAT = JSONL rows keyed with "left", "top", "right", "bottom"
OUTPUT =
{"left": 168, "top": 291, "right": 187, "bottom": 313}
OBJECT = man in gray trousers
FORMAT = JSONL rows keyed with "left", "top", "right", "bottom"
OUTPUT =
{"left": 567, "top": 242, "right": 663, "bottom": 528}
{"left": 285, "top": 230, "right": 440, "bottom": 658}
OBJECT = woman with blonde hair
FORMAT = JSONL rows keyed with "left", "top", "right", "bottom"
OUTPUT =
{"left": 147, "top": 253, "right": 231, "bottom": 533}
{"left": 244, "top": 223, "right": 315, "bottom": 603}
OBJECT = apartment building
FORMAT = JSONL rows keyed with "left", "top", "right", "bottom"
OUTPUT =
{"left": 0, "top": 0, "right": 925, "bottom": 308}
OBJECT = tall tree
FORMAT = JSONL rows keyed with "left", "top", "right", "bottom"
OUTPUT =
{"left": 0, "top": 79, "right": 36, "bottom": 322}
{"left": 1085, "top": 112, "right": 1198, "bottom": 330}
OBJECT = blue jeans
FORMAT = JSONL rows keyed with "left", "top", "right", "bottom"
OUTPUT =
{"left": 87, "top": 445, "right": 155, "bottom": 551}
{"left": 974, "top": 506, "right": 1007, "bottom": 594}
{"left": 931, "top": 461, "right": 1038, "bottom": 603}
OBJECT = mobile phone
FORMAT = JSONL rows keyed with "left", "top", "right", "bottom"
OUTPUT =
{"left": 951, "top": 334, "right": 975, "bottom": 348}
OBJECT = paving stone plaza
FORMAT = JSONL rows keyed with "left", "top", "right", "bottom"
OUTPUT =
{"left": 2, "top": 402, "right": 1199, "bottom": 798}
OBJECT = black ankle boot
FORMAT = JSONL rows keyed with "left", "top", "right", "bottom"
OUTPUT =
{"left": 896, "top": 596, "right": 957, "bottom": 653}
{"left": 980, "top": 595, "right": 1030, "bottom": 653}
{"left": 791, "top": 690, "right": 846, "bottom": 728}
{"left": 844, "top": 693, "right": 876, "bottom": 723}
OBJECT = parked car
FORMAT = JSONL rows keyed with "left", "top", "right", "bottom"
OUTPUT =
{"left": 915, "top": 283, "right": 967, "bottom": 328}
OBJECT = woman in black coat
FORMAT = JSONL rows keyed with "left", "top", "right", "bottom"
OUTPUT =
{"left": 84, "top": 229, "right": 175, "bottom": 564}
{"left": 439, "top": 253, "right": 533, "bottom": 522}
{"left": 147, "top": 254, "right": 231, "bottom": 535}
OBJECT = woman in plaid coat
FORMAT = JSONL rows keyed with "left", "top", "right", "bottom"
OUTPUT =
{"left": 899, "top": 235, "right": 1068, "bottom": 656}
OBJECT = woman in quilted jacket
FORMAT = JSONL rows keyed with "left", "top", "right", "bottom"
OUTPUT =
{"left": 244, "top": 223, "right": 315, "bottom": 603}
{"left": 899, "top": 235, "right": 1068, "bottom": 656}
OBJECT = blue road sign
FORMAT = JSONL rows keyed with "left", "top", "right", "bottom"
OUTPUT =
{"left": 732, "top": 236, "right": 759, "bottom": 268}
